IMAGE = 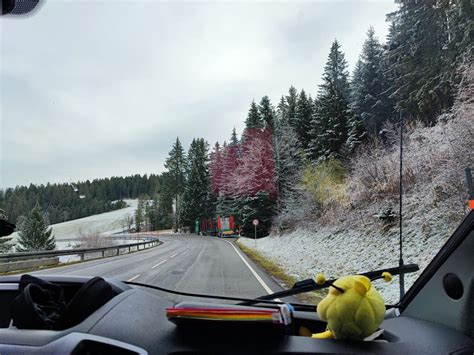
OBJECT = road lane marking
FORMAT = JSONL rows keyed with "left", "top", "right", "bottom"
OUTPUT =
{"left": 170, "top": 252, "right": 178, "bottom": 258}
{"left": 127, "top": 274, "right": 140, "bottom": 282}
{"left": 222, "top": 240, "right": 281, "bottom": 302}
{"left": 152, "top": 260, "right": 167, "bottom": 269}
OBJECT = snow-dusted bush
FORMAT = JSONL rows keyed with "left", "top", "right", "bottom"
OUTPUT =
{"left": 350, "top": 96, "right": 473, "bottom": 218}
{"left": 301, "top": 158, "right": 348, "bottom": 209}
{"left": 273, "top": 189, "right": 317, "bottom": 232}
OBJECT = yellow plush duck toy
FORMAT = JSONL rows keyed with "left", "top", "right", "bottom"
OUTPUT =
{"left": 312, "top": 272, "right": 391, "bottom": 340}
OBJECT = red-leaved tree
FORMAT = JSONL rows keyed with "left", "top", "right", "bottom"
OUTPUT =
{"left": 209, "top": 142, "right": 223, "bottom": 195}
{"left": 219, "top": 143, "right": 240, "bottom": 196}
{"left": 225, "top": 128, "right": 277, "bottom": 199}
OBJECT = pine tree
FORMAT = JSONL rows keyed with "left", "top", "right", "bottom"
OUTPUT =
{"left": 385, "top": 0, "right": 459, "bottom": 124}
{"left": 295, "top": 89, "right": 313, "bottom": 150}
{"left": 351, "top": 27, "right": 392, "bottom": 136}
{"left": 245, "top": 101, "right": 264, "bottom": 129}
{"left": 347, "top": 65, "right": 368, "bottom": 151}
{"left": 157, "top": 172, "right": 174, "bottom": 229}
{"left": 273, "top": 115, "right": 303, "bottom": 210}
{"left": 17, "top": 204, "right": 56, "bottom": 252}
{"left": 238, "top": 191, "right": 274, "bottom": 237}
{"left": 346, "top": 113, "right": 367, "bottom": 153}
{"left": 285, "top": 86, "right": 298, "bottom": 127}
{"left": 230, "top": 127, "right": 239, "bottom": 145}
{"left": 307, "top": 40, "right": 352, "bottom": 162}
{"left": 446, "top": 0, "right": 473, "bottom": 66}
{"left": 135, "top": 198, "right": 145, "bottom": 232}
{"left": 180, "top": 138, "right": 212, "bottom": 230}
{"left": 164, "top": 137, "right": 186, "bottom": 231}
{"left": 209, "top": 142, "right": 223, "bottom": 195}
{"left": 258, "top": 95, "right": 275, "bottom": 129}
{"left": 276, "top": 95, "right": 288, "bottom": 123}
{"left": 145, "top": 197, "right": 160, "bottom": 231}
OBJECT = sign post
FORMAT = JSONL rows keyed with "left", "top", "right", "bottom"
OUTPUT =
{"left": 252, "top": 219, "right": 259, "bottom": 247}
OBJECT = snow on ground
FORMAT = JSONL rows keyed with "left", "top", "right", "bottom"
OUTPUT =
{"left": 10, "top": 199, "right": 138, "bottom": 242}
{"left": 239, "top": 216, "right": 453, "bottom": 305}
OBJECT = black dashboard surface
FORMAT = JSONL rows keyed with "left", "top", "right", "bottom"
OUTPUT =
{"left": 0, "top": 286, "right": 473, "bottom": 354}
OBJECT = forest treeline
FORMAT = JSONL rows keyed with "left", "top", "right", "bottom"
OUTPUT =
{"left": 0, "top": 175, "right": 162, "bottom": 225}
{"left": 163, "top": 1, "right": 473, "bottom": 236}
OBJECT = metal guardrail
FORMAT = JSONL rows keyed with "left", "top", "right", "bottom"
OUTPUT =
{"left": 0, "top": 237, "right": 161, "bottom": 263}
{"left": 58, "top": 235, "right": 157, "bottom": 242}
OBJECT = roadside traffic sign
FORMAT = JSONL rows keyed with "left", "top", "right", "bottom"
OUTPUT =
{"left": 252, "top": 219, "right": 259, "bottom": 247}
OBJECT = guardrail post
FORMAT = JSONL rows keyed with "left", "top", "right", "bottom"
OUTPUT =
{"left": 117, "top": 247, "right": 120, "bottom": 255}
{"left": 128, "top": 246, "right": 131, "bottom": 253}
{"left": 102, "top": 250, "right": 105, "bottom": 258}
{"left": 80, "top": 253, "right": 84, "bottom": 261}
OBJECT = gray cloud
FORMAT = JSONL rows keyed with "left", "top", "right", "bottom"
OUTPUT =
{"left": 1, "top": 0, "right": 396, "bottom": 188}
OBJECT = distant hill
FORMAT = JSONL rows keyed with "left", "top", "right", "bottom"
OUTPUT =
{"left": 9, "top": 199, "right": 138, "bottom": 242}
{"left": 0, "top": 174, "right": 161, "bottom": 225}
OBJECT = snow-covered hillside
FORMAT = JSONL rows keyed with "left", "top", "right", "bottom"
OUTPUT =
{"left": 240, "top": 85, "right": 473, "bottom": 305}
{"left": 239, "top": 219, "right": 453, "bottom": 304}
{"left": 10, "top": 199, "right": 138, "bottom": 242}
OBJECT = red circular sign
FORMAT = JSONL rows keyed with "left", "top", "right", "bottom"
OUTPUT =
{"left": 252, "top": 219, "right": 259, "bottom": 226}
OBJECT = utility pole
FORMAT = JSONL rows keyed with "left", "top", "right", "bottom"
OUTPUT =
{"left": 399, "top": 110, "right": 405, "bottom": 300}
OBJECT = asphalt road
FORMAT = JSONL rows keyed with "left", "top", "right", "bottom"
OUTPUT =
{"left": 33, "top": 234, "right": 295, "bottom": 304}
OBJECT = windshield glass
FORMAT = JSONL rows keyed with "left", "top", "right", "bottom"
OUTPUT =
{"left": 1, "top": 0, "right": 472, "bottom": 307}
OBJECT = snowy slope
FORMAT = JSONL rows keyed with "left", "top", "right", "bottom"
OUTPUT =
{"left": 10, "top": 199, "right": 138, "bottom": 241}
{"left": 239, "top": 96, "right": 472, "bottom": 305}
{"left": 239, "top": 220, "right": 452, "bottom": 305}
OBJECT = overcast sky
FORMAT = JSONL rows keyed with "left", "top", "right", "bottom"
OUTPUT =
{"left": 1, "top": 0, "right": 397, "bottom": 188}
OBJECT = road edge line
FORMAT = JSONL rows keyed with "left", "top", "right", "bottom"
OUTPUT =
{"left": 222, "top": 240, "right": 280, "bottom": 301}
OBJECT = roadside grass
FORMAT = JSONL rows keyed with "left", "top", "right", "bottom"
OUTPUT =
{"left": 236, "top": 239, "right": 325, "bottom": 305}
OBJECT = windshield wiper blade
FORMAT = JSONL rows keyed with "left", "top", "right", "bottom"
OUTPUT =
{"left": 239, "top": 263, "right": 419, "bottom": 306}
{"left": 125, "top": 280, "right": 317, "bottom": 312}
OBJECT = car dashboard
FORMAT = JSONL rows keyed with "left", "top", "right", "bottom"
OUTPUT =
{"left": 0, "top": 276, "right": 473, "bottom": 355}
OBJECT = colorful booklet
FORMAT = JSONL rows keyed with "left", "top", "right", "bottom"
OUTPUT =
{"left": 166, "top": 304, "right": 293, "bottom": 326}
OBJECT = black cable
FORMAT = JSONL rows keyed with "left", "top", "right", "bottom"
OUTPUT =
{"left": 124, "top": 281, "right": 317, "bottom": 311}
{"left": 125, "top": 264, "right": 418, "bottom": 310}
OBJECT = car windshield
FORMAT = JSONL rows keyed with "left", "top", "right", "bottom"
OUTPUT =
{"left": 1, "top": 0, "right": 472, "bottom": 307}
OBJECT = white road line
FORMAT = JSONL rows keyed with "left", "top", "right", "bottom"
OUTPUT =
{"left": 222, "top": 240, "right": 281, "bottom": 302}
{"left": 127, "top": 274, "right": 140, "bottom": 282}
{"left": 152, "top": 260, "right": 167, "bottom": 269}
{"left": 170, "top": 252, "right": 178, "bottom": 258}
